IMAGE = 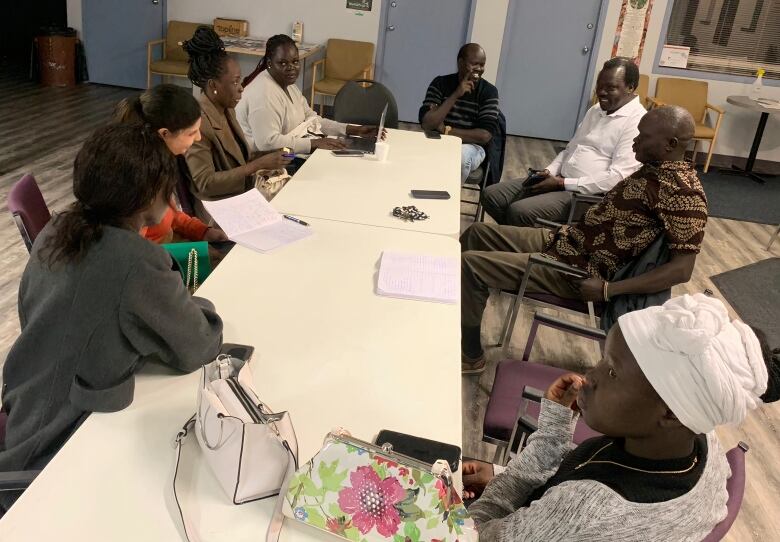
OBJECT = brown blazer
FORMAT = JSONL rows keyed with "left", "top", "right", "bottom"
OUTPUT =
{"left": 185, "top": 93, "right": 254, "bottom": 221}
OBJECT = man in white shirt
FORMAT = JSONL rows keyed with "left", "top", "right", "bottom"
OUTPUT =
{"left": 481, "top": 58, "right": 646, "bottom": 226}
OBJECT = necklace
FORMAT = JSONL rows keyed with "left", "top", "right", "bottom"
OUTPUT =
{"left": 574, "top": 442, "right": 698, "bottom": 475}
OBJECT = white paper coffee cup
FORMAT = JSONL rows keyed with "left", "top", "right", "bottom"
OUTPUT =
{"left": 370, "top": 141, "right": 390, "bottom": 162}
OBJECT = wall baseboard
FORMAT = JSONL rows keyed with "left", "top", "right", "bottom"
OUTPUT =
{"left": 688, "top": 151, "right": 780, "bottom": 174}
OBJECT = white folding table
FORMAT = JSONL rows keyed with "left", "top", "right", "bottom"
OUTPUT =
{"left": 272, "top": 129, "right": 463, "bottom": 237}
{"left": 0, "top": 219, "right": 462, "bottom": 541}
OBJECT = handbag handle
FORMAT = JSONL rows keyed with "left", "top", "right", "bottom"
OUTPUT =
{"left": 172, "top": 415, "right": 297, "bottom": 542}
{"left": 185, "top": 248, "right": 199, "bottom": 293}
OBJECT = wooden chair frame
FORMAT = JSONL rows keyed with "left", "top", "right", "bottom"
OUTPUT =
{"left": 310, "top": 59, "right": 372, "bottom": 115}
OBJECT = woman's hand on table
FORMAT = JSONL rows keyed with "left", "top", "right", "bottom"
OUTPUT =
{"left": 249, "top": 150, "right": 293, "bottom": 173}
{"left": 310, "top": 138, "right": 346, "bottom": 151}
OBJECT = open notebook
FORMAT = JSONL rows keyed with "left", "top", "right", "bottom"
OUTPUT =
{"left": 202, "top": 190, "right": 312, "bottom": 253}
{"left": 376, "top": 250, "right": 458, "bottom": 304}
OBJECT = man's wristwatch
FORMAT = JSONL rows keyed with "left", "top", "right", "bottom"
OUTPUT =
{"left": 444, "top": 125, "right": 452, "bottom": 135}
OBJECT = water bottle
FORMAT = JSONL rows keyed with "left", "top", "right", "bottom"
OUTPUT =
{"left": 750, "top": 68, "right": 765, "bottom": 100}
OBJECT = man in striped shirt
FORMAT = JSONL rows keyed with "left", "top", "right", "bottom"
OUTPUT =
{"left": 419, "top": 43, "right": 500, "bottom": 182}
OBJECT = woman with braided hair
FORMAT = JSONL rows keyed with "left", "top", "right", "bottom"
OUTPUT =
{"left": 235, "top": 34, "right": 380, "bottom": 155}
{"left": 182, "top": 26, "right": 291, "bottom": 221}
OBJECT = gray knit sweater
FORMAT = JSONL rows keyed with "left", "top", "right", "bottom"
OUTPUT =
{"left": 469, "top": 400, "right": 730, "bottom": 541}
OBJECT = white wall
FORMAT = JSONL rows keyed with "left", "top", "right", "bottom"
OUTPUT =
{"left": 591, "top": 0, "right": 780, "bottom": 162}
{"left": 66, "top": 0, "right": 82, "bottom": 36}
{"left": 167, "top": 0, "right": 384, "bottom": 97}
{"left": 167, "top": 0, "right": 383, "bottom": 45}
{"left": 470, "top": 0, "right": 510, "bottom": 83}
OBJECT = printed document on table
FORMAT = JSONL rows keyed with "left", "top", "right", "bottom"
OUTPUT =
{"left": 376, "top": 250, "right": 458, "bottom": 304}
{"left": 203, "top": 190, "right": 312, "bottom": 253}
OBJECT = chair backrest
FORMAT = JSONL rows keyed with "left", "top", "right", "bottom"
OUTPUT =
{"left": 701, "top": 443, "right": 748, "bottom": 542}
{"left": 636, "top": 74, "right": 649, "bottom": 108}
{"left": 325, "top": 39, "right": 375, "bottom": 81}
{"left": 333, "top": 79, "right": 399, "bottom": 129}
{"left": 654, "top": 77, "right": 709, "bottom": 122}
{"left": 166, "top": 21, "right": 204, "bottom": 63}
{"left": 7, "top": 174, "right": 51, "bottom": 252}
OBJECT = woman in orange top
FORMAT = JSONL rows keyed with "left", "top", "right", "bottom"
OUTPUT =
{"left": 114, "top": 84, "right": 228, "bottom": 244}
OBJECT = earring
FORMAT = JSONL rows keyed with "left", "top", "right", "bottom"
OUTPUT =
{"left": 213, "top": 90, "right": 218, "bottom": 95}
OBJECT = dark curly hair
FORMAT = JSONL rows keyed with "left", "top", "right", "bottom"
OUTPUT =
{"left": 242, "top": 34, "right": 297, "bottom": 88}
{"left": 182, "top": 26, "right": 228, "bottom": 90}
{"left": 43, "top": 123, "right": 177, "bottom": 265}
{"left": 113, "top": 84, "right": 201, "bottom": 132}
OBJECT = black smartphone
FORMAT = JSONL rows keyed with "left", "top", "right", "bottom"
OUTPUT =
{"left": 219, "top": 343, "right": 255, "bottom": 361}
{"left": 375, "top": 430, "right": 461, "bottom": 472}
{"left": 424, "top": 130, "right": 441, "bottom": 139}
{"left": 411, "top": 190, "right": 451, "bottom": 200}
{"left": 522, "top": 167, "right": 549, "bottom": 188}
{"left": 331, "top": 150, "right": 365, "bottom": 157}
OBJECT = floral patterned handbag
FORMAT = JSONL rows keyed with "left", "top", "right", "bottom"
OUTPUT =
{"left": 272, "top": 429, "right": 476, "bottom": 542}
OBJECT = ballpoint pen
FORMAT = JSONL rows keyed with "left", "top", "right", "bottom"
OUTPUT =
{"left": 283, "top": 215, "right": 310, "bottom": 227}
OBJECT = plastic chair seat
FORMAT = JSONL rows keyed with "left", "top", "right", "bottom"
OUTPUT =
{"left": 465, "top": 166, "right": 484, "bottom": 185}
{"left": 149, "top": 59, "right": 189, "bottom": 76}
{"left": 524, "top": 292, "right": 604, "bottom": 317}
{"left": 313, "top": 77, "right": 348, "bottom": 96}
{"left": 484, "top": 360, "right": 600, "bottom": 444}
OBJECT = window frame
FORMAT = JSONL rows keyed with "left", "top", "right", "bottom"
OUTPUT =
{"left": 653, "top": 0, "right": 780, "bottom": 86}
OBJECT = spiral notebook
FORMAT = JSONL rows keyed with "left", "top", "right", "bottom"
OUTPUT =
{"left": 376, "top": 250, "right": 458, "bottom": 304}
{"left": 202, "top": 190, "right": 312, "bottom": 253}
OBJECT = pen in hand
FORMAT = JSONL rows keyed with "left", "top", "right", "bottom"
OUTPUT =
{"left": 283, "top": 215, "right": 310, "bottom": 227}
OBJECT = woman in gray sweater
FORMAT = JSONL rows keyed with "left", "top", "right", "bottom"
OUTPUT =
{"left": 0, "top": 124, "right": 223, "bottom": 512}
{"left": 467, "top": 294, "right": 774, "bottom": 541}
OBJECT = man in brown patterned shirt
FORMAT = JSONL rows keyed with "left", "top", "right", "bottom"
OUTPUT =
{"left": 461, "top": 106, "right": 708, "bottom": 374}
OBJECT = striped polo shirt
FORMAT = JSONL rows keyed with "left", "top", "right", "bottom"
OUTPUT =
{"left": 418, "top": 73, "right": 500, "bottom": 138}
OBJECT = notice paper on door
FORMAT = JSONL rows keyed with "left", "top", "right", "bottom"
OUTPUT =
{"left": 202, "top": 190, "right": 312, "bottom": 253}
{"left": 376, "top": 250, "right": 458, "bottom": 304}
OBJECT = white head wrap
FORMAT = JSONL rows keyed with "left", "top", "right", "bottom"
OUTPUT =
{"left": 618, "top": 293, "right": 767, "bottom": 434}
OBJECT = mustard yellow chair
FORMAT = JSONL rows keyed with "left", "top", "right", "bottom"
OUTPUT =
{"left": 147, "top": 21, "right": 204, "bottom": 89}
{"left": 592, "top": 74, "right": 650, "bottom": 108}
{"left": 310, "top": 39, "right": 375, "bottom": 115}
{"left": 647, "top": 77, "right": 724, "bottom": 172}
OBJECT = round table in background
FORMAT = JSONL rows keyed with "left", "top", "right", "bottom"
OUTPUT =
{"left": 722, "top": 95, "right": 780, "bottom": 184}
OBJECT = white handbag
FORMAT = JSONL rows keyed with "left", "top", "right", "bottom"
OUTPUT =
{"left": 172, "top": 354, "right": 298, "bottom": 541}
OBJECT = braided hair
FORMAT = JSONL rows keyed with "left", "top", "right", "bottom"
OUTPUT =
{"left": 242, "top": 34, "right": 297, "bottom": 88}
{"left": 182, "top": 26, "right": 228, "bottom": 90}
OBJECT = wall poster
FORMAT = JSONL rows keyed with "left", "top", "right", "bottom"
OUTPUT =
{"left": 612, "top": 0, "right": 655, "bottom": 65}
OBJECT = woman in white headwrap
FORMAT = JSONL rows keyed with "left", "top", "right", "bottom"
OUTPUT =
{"left": 466, "top": 293, "right": 776, "bottom": 542}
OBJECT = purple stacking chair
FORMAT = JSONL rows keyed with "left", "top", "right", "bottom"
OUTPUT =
{"left": 7, "top": 174, "right": 51, "bottom": 253}
{"left": 702, "top": 442, "right": 749, "bottom": 541}
{"left": 483, "top": 311, "right": 604, "bottom": 464}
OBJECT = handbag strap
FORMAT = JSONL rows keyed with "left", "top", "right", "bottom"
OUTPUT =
{"left": 172, "top": 414, "right": 202, "bottom": 542}
{"left": 265, "top": 441, "right": 297, "bottom": 542}
{"left": 172, "top": 414, "right": 297, "bottom": 542}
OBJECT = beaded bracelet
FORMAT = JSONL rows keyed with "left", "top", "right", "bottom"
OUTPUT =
{"left": 392, "top": 205, "right": 429, "bottom": 222}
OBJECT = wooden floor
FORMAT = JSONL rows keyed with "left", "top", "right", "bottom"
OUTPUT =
{"left": 1, "top": 73, "right": 779, "bottom": 540}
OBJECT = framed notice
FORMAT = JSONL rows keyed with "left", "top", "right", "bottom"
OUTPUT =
{"left": 612, "top": 0, "right": 654, "bottom": 65}
{"left": 347, "top": 0, "right": 373, "bottom": 11}
{"left": 659, "top": 45, "right": 690, "bottom": 68}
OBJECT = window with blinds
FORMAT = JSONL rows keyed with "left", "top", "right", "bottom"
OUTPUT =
{"left": 664, "top": 0, "right": 780, "bottom": 79}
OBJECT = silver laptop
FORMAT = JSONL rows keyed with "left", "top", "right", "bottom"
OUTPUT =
{"left": 343, "top": 103, "right": 388, "bottom": 154}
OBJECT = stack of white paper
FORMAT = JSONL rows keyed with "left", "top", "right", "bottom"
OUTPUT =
{"left": 376, "top": 250, "right": 458, "bottom": 304}
{"left": 203, "top": 190, "right": 312, "bottom": 253}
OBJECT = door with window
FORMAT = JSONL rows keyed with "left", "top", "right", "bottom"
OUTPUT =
{"left": 497, "top": 0, "right": 602, "bottom": 140}
{"left": 83, "top": 0, "right": 165, "bottom": 88}
{"left": 376, "top": 0, "right": 474, "bottom": 122}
